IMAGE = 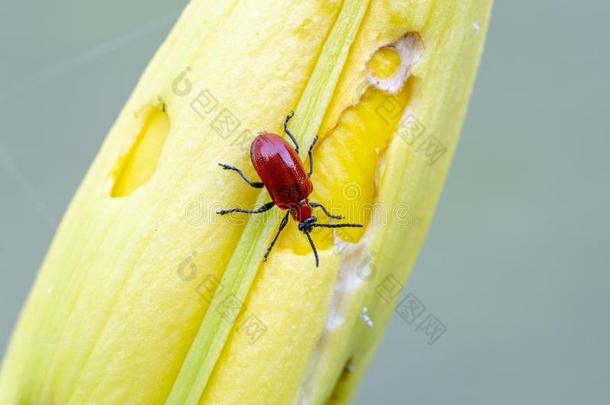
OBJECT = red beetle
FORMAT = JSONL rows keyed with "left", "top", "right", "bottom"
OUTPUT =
{"left": 217, "top": 112, "right": 363, "bottom": 267}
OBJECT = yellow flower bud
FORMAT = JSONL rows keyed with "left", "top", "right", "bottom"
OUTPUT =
{"left": 0, "top": 1, "right": 492, "bottom": 404}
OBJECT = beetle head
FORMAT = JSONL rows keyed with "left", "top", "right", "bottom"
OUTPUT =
{"left": 298, "top": 216, "right": 317, "bottom": 233}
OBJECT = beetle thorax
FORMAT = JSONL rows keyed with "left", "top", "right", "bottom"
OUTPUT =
{"left": 291, "top": 199, "right": 312, "bottom": 222}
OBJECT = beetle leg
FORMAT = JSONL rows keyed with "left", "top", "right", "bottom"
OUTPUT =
{"left": 304, "top": 231, "right": 319, "bottom": 268}
{"left": 283, "top": 111, "right": 300, "bottom": 154}
{"left": 217, "top": 201, "right": 275, "bottom": 215}
{"left": 218, "top": 163, "right": 264, "bottom": 188}
{"left": 307, "top": 135, "right": 318, "bottom": 177}
{"left": 263, "top": 212, "right": 290, "bottom": 262}
{"left": 310, "top": 202, "right": 343, "bottom": 220}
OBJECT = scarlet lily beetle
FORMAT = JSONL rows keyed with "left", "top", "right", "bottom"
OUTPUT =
{"left": 217, "top": 112, "right": 363, "bottom": 267}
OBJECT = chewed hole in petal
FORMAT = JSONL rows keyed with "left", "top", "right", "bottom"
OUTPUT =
{"left": 277, "top": 32, "right": 424, "bottom": 255}
{"left": 110, "top": 101, "right": 170, "bottom": 198}
{"left": 367, "top": 32, "right": 423, "bottom": 94}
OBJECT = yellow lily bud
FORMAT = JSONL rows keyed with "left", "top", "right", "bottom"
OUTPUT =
{"left": 0, "top": 0, "right": 492, "bottom": 404}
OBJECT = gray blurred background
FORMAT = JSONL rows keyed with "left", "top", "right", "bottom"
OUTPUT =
{"left": 1, "top": 1, "right": 609, "bottom": 404}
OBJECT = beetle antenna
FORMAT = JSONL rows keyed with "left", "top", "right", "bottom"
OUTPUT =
{"left": 311, "top": 223, "right": 363, "bottom": 229}
{"left": 304, "top": 231, "right": 319, "bottom": 268}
